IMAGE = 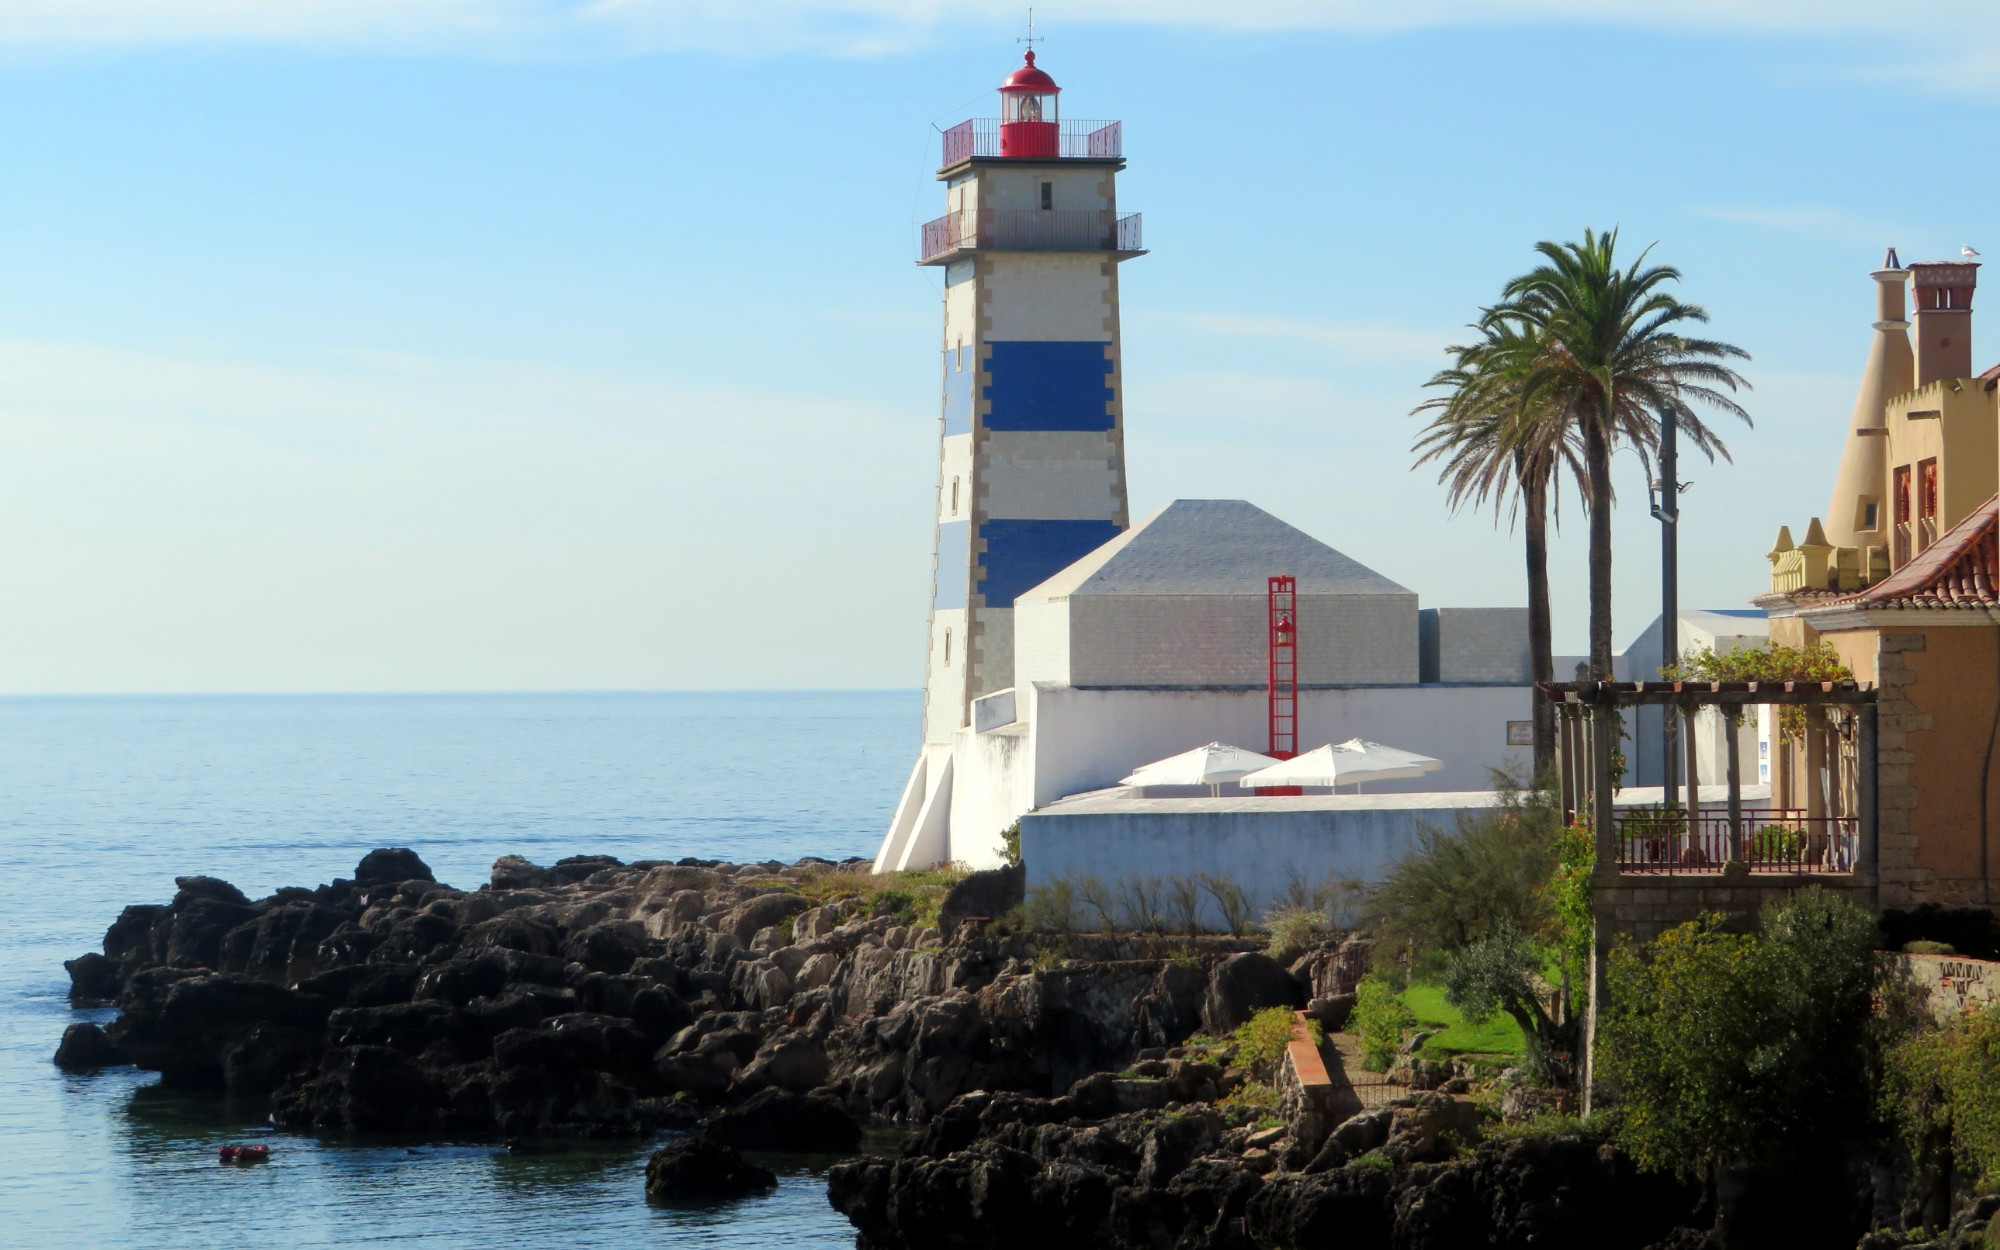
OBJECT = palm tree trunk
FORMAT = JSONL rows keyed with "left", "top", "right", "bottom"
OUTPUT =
{"left": 1582, "top": 411, "right": 1616, "bottom": 680}
{"left": 1523, "top": 463, "right": 1556, "bottom": 780}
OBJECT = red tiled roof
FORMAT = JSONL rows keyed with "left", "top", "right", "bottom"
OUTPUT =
{"left": 1846, "top": 494, "right": 2000, "bottom": 608}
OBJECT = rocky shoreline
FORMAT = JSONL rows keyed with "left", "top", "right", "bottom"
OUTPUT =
{"left": 55, "top": 848, "right": 1299, "bottom": 1143}
{"left": 59, "top": 847, "right": 1972, "bottom": 1248}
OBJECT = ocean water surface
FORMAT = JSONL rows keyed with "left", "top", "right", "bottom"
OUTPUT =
{"left": 0, "top": 691, "right": 914, "bottom": 1249}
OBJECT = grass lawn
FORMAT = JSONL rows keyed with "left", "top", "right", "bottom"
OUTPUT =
{"left": 1401, "top": 981, "right": 1526, "bottom": 1059}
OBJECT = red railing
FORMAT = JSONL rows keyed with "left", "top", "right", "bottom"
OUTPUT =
{"left": 940, "top": 119, "right": 1123, "bottom": 165}
{"left": 1612, "top": 807, "right": 1859, "bottom": 875}
{"left": 919, "top": 209, "right": 1143, "bottom": 262}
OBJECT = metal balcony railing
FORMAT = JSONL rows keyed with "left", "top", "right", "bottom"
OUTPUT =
{"left": 940, "top": 119, "right": 1122, "bottom": 166}
{"left": 919, "top": 209, "right": 1143, "bottom": 263}
{"left": 1612, "top": 807, "right": 1859, "bottom": 875}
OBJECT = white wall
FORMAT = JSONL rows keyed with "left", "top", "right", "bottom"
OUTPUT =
{"left": 1019, "top": 796, "right": 1497, "bottom": 928}
{"left": 946, "top": 721, "right": 1036, "bottom": 869}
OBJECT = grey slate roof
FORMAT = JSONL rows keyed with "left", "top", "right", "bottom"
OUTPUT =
{"left": 1024, "top": 499, "right": 1412, "bottom": 599}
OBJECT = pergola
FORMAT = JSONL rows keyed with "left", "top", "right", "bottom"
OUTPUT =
{"left": 1542, "top": 680, "right": 1878, "bottom": 878}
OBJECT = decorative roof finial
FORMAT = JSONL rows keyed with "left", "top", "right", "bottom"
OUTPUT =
{"left": 1884, "top": 246, "right": 1903, "bottom": 270}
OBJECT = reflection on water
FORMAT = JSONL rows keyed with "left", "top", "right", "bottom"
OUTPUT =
{"left": 0, "top": 693, "right": 908, "bottom": 1249}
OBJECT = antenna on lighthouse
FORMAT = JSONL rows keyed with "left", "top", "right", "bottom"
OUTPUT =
{"left": 1018, "top": 8, "right": 1042, "bottom": 52}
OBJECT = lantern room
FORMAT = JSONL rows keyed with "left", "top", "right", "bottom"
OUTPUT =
{"left": 999, "top": 50, "right": 1060, "bottom": 158}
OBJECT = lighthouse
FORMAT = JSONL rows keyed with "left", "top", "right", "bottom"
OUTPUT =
{"left": 879, "top": 50, "right": 1145, "bottom": 870}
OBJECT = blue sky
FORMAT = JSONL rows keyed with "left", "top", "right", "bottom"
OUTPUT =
{"left": 5, "top": 2, "right": 1999, "bottom": 692}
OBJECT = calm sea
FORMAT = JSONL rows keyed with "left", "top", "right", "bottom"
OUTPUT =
{"left": 0, "top": 691, "right": 914, "bottom": 1249}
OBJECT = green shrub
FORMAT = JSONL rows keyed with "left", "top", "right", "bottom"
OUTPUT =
{"left": 1352, "top": 1150, "right": 1395, "bottom": 1172}
{"left": 1600, "top": 886, "right": 1879, "bottom": 1179}
{"left": 1265, "top": 904, "right": 1331, "bottom": 961}
{"left": 1233, "top": 1006, "right": 1318, "bottom": 1079}
{"left": 1118, "top": 875, "right": 1168, "bottom": 934}
{"left": 1883, "top": 1003, "right": 2000, "bottom": 1186}
{"left": 1364, "top": 778, "right": 1564, "bottom": 974}
{"left": 999, "top": 821, "right": 1023, "bottom": 869}
{"left": 1484, "top": 1113, "right": 1594, "bottom": 1142}
{"left": 1905, "top": 939, "right": 1957, "bottom": 956}
{"left": 1164, "top": 874, "right": 1205, "bottom": 934}
{"left": 1219, "top": 1081, "right": 1280, "bottom": 1115}
{"left": 1750, "top": 823, "right": 1804, "bottom": 863}
{"left": 1354, "top": 973, "right": 1417, "bottom": 1072}
{"left": 1199, "top": 872, "right": 1252, "bottom": 935}
{"left": 1076, "top": 875, "right": 1119, "bottom": 933}
{"left": 1022, "top": 879, "right": 1079, "bottom": 932}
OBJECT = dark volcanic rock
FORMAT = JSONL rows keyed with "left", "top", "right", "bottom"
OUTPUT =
{"left": 937, "top": 865, "right": 1024, "bottom": 938}
{"left": 707, "top": 1088, "right": 861, "bottom": 1153}
{"left": 64, "top": 953, "right": 121, "bottom": 1002}
{"left": 173, "top": 876, "right": 251, "bottom": 908}
{"left": 307, "top": 1044, "right": 447, "bottom": 1132}
{"left": 645, "top": 1136, "right": 776, "bottom": 1200}
{"left": 1200, "top": 952, "right": 1303, "bottom": 1033}
{"left": 53, "top": 1022, "right": 125, "bottom": 1070}
{"left": 353, "top": 848, "right": 435, "bottom": 887}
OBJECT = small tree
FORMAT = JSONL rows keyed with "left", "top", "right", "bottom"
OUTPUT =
{"left": 1443, "top": 922, "right": 1575, "bottom": 1084}
{"left": 1366, "top": 777, "right": 1564, "bottom": 965}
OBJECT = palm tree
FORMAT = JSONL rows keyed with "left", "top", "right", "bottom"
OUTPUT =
{"left": 1491, "top": 228, "right": 1751, "bottom": 680}
{"left": 1414, "top": 320, "right": 1580, "bottom": 778}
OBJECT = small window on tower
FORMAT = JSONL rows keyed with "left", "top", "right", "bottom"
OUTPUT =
{"left": 943, "top": 629, "right": 952, "bottom": 666}
{"left": 1920, "top": 458, "right": 1940, "bottom": 518}
{"left": 955, "top": 339, "right": 964, "bottom": 371}
{"left": 950, "top": 478, "right": 960, "bottom": 515}
{"left": 1858, "top": 497, "right": 1880, "bottom": 531}
{"left": 1040, "top": 181, "right": 1053, "bottom": 211}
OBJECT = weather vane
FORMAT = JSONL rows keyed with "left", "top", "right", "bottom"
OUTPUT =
{"left": 1018, "top": 8, "right": 1042, "bottom": 52}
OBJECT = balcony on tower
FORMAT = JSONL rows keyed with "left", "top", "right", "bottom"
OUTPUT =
{"left": 939, "top": 117, "right": 1125, "bottom": 167}
{"left": 918, "top": 207, "right": 1144, "bottom": 265}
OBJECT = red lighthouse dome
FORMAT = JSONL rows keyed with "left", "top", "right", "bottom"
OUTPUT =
{"left": 998, "top": 50, "right": 1060, "bottom": 158}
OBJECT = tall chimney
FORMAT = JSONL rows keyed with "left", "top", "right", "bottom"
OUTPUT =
{"left": 1822, "top": 249, "right": 1914, "bottom": 550}
{"left": 1911, "top": 260, "right": 1978, "bottom": 386}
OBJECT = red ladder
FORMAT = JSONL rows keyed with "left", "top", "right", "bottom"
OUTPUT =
{"left": 1264, "top": 576, "right": 1301, "bottom": 795}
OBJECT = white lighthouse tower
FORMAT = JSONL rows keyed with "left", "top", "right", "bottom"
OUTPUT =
{"left": 878, "top": 49, "right": 1144, "bottom": 871}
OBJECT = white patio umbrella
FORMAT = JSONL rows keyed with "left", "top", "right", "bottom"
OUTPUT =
{"left": 1236, "top": 738, "right": 1444, "bottom": 792}
{"left": 1119, "top": 742, "right": 1284, "bottom": 796}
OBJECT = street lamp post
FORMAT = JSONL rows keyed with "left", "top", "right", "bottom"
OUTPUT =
{"left": 1652, "top": 416, "right": 1684, "bottom": 811}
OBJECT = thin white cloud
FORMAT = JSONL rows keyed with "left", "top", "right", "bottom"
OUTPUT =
{"left": 1693, "top": 204, "right": 1907, "bottom": 247}
{"left": 2, "top": 0, "right": 1995, "bottom": 53}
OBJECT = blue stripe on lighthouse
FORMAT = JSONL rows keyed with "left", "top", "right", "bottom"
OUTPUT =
{"left": 983, "top": 341, "right": 1114, "bottom": 432}
{"left": 933, "top": 520, "right": 969, "bottom": 610}
{"left": 976, "top": 518, "right": 1122, "bottom": 607}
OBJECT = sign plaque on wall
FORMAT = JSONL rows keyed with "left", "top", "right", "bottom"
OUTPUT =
{"left": 1505, "top": 721, "right": 1533, "bottom": 747}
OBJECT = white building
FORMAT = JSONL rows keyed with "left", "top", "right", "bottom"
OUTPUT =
{"left": 878, "top": 498, "right": 1538, "bottom": 871}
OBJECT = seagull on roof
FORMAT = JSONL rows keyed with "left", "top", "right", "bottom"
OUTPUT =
{"left": 1965, "top": 245, "right": 1982, "bottom": 258}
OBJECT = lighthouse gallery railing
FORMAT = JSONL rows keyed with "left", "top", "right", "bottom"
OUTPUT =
{"left": 939, "top": 119, "right": 1122, "bottom": 166}
{"left": 919, "top": 209, "right": 1142, "bottom": 262}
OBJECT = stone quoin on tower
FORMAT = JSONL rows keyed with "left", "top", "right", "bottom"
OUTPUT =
{"left": 879, "top": 49, "right": 1145, "bottom": 871}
